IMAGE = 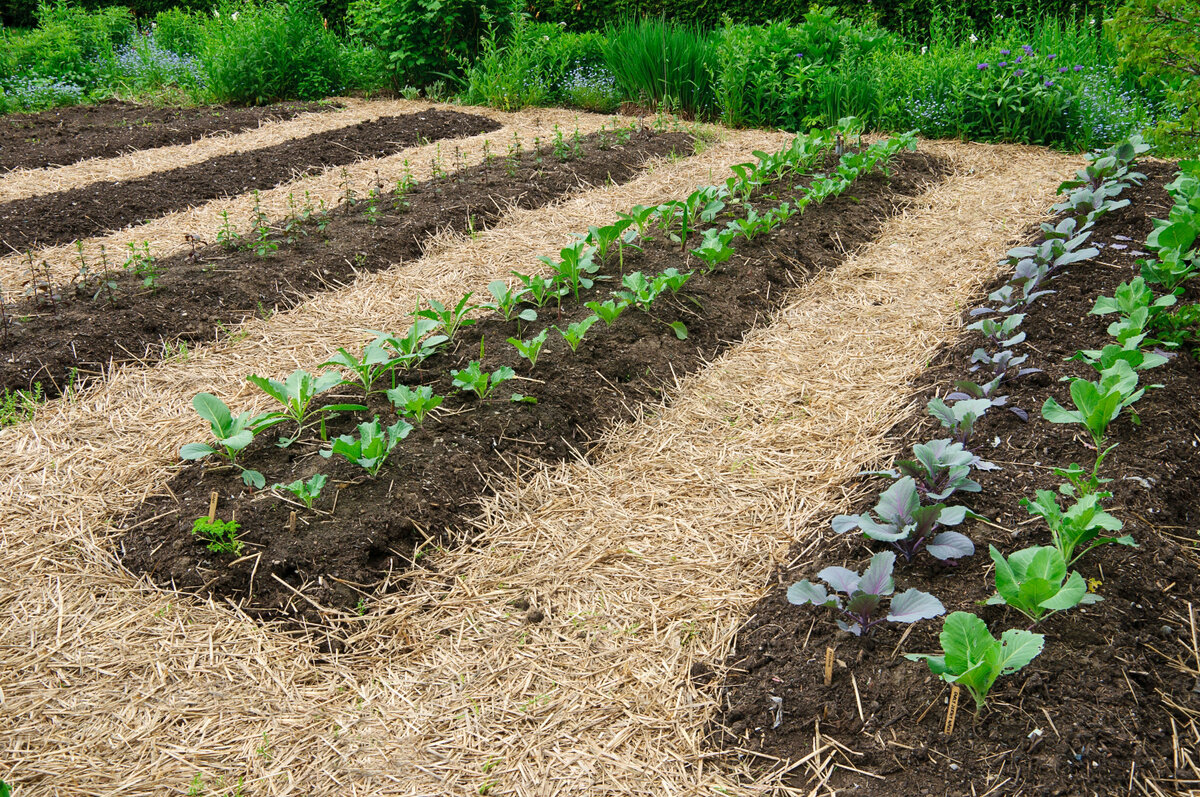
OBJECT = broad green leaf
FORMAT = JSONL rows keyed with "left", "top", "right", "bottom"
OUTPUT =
{"left": 997, "top": 628, "right": 1045, "bottom": 674}
{"left": 857, "top": 551, "right": 895, "bottom": 596}
{"left": 193, "top": 392, "right": 233, "bottom": 434}
{"left": 887, "top": 589, "right": 945, "bottom": 623}
{"left": 180, "top": 442, "right": 217, "bottom": 460}
{"left": 787, "top": 580, "right": 832, "bottom": 607}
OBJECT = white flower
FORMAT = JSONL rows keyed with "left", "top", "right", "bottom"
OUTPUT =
{"left": 231, "top": 11, "right": 238, "bottom": 20}
{"left": 969, "top": 33, "right": 977, "bottom": 43}
{"left": 921, "top": 46, "right": 927, "bottom": 55}
{"left": 213, "top": 9, "right": 219, "bottom": 17}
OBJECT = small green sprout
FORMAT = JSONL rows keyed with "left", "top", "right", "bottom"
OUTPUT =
{"left": 585, "top": 298, "right": 630, "bottom": 325}
{"left": 507, "top": 328, "right": 549, "bottom": 369}
{"left": 386, "top": 384, "right": 443, "bottom": 423}
{"left": 554, "top": 314, "right": 599, "bottom": 353}
{"left": 321, "top": 417, "right": 412, "bottom": 477}
{"left": 414, "top": 293, "right": 479, "bottom": 340}
{"left": 273, "top": 474, "right": 328, "bottom": 510}
{"left": 451, "top": 361, "right": 515, "bottom": 400}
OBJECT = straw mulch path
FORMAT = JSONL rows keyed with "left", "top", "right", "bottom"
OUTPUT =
{"left": 0, "top": 101, "right": 630, "bottom": 289}
{"left": 0, "top": 137, "right": 1076, "bottom": 795}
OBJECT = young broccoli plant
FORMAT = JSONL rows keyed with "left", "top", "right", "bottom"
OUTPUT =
{"left": 508, "top": 328, "right": 550, "bottom": 369}
{"left": 512, "top": 271, "right": 567, "bottom": 308}
{"left": 1041, "top": 361, "right": 1146, "bottom": 449}
{"left": 1020, "top": 490, "right": 1135, "bottom": 566}
{"left": 585, "top": 297, "right": 630, "bottom": 325}
{"left": 386, "top": 385, "right": 443, "bottom": 423}
{"left": 451, "top": 361, "right": 516, "bottom": 400}
{"left": 906, "top": 612, "right": 1045, "bottom": 710}
{"left": 321, "top": 417, "right": 412, "bottom": 477}
{"left": 691, "top": 227, "right": 736, "bottom": 270}
{"left": 615, "top": 271, "right": 663, "bottom": 311}
{"left": 616, "top": 204, "right": 659, "bottom": 240}
{"left": 481, "top": 280, "right": 537, "bottom": 323}
{"left": 872, "top": 439, "right": 996, "bottom": 502}
{"left": 247, "top": 369, "right": 365, "bottom": 445}
{"left": 1068, "top": 343, "right": 1169, "bottom": 374}
{"left": 179, "top": 393, "right": 282, "bottom": 488}
{"left": 586, "top": 220, "right": 636, "bottom": 264}
{"left": 927, "top": 397, "right": 993, "bottom": 445}
{"left": 414, "top": 293, "right": 479, "bottom": 341}
{"left": 192, "top": 516, "right": 243, "bottom": 556}
{"left": 832, "top": 477, "right": 976, "bottom": 563}
{"left": 322, "top": 338, "right": 405, "bottom": 396}
{"left": 984, "top": 545, "right": 1101, "bottom": 624}
{"left": 371, "top": 320, "right": 449, "bottom": 373}
{"left": 541, "top": 242, "right": 601, "bottom": 301}
{"left": 654, "top": 267, "right": 691, "bottom": 294}
{"left": 273, "top": 473, "right": 327, "bottom": 510}
{"left": 787, "top": 551, "right": 945, "bottom": 637}
{"left": 555, "top": 315, "right": 600, "bottom": 353}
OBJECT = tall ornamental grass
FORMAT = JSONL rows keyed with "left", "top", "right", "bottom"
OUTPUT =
{"left": 601, "top": 17, "right": 717, "bottom": 118}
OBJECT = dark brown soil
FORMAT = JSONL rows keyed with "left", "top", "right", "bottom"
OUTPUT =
{"left": 117, "top": 149, "right": 949, "bottom": 635}
{"left": 0, "top": 99, "right": 337, "bottom": 173}
{"left": 0, "top": 129, "right": 692, "bottom": 396}
{"left": 712, "top": 161, "right": 1200, "bottom": 795}
{"left": 0, "top": 108, "right": 501, "bottom": 251}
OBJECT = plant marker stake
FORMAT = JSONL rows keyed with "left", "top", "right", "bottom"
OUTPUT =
{"left": 944, "top": 685, "right": 961, "bottom": 736}
{"left": 288, "top": 511, "right": 297, "bottom": 534}
{"left": 824, "top": 646, "right": 834, "bottom": 686}
{"left": 207, "top": 491, "right": 219, "bottom": 523}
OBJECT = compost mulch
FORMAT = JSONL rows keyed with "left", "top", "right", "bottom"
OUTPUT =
{"left": 712, "top": 160, "right": 1200, "bottom": 795}
{"left": 0, "top": 99, "right": 337, "bottom": 173}
{"left": 118, "top": 149, "right": 949, "bottom": 634}
{"left": 0, "top": 129, "right": 691, "bottom": 396}
{"left": 0, "top": 108, "right": 500, "bottom": 251}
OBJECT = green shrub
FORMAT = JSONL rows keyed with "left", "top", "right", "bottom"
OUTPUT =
{"left": 199, "top": 0, "right": 346, "bottom": 103}
{"left": 348, "top": 0, "right": 507, "bottom": 88}
{"left": 5, "top": 1, "right": 134, "bottom": 83}
{"left": 152, "top": 6, "right": 210, "bottom": 55}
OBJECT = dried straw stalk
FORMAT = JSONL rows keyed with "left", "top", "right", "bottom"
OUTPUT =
{"left": 0, "top": 138, "right": 1075, "bottom": 795}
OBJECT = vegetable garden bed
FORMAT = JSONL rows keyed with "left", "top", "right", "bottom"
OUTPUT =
{"left": 0, "top": 99, "right": 338, "bottom": 174}
{"left": 714, "top": 156, "right": 1200, "bottom": 794}
{"left": 0, "top": 128, "right": 691, "bottom": 395}
{"left": 118, "top": 139, "right": 948, "bottom": 632}
{"left": 0, "top": 109, "right": 500, "bottom": 251}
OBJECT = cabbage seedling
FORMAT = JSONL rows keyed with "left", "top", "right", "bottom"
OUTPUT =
{"left": 654, "top": 268, "right": 691, "bottom": 294}
{"left": 512, "top": 271, "right": 566, "bottom": 308}
{"left": 415, "top": 293, "right": 479, "bottom": 341}
{"left": 616, "top": 204, "right": 659, "bottom": 239}
{"left": 321, "top": 417, "right": 412, "bottom": 477}
{"left": 451, "top": 361, "right": 516, "bottom": 400}
{"left": 386, "top": 385, "right": 443, "bottom": 423}
{"left": 832, "top": 476, "right": 975, "bottom": 562}
{"left": 1041, "top": 361, "right": 1145, "bottom": 448}
{"left": 541, "top": 242, "right": 600, "bottom": 301}
{"left": 985, "top": 545, "right": 1101, "bottom": 623}
{"left": 585, "top": 298, "right": 629, "bottom": 325}
{"left": 873, "top": 439, "right": 996, "bottom": 502}
{"left": 555, "top": 315, "right": 599, "bottom": 352}
{"left": 180, "top": 393, "right": 282, "bottom": 488}
{"left": 615, "top": 272, "right": 663, "bottom": 311}
{"left": 370, "top": 320, "right": 449, "bottom": 372}
{"left": 906, "top": 612, "right": 1044, "bottom": 709}
{"left": 1069, "top": 343, "right": 1169, "bottom": 373}
{"left": 481, "top": 280, "right": 537, "bottom": 322}
{"left": 946, "top": 378, "right": 1028, "bottom": 421}
{"left": 322, "top": 338, "right": 405, "bottom": 396}
{"left": 787, "top": 551, "right": 945, "bottom": 637}
{"left": 586, "top": 220, "right": 635, "bottom": 263}
{"left": 967, "top": 314, "right": 1026, "bottom": 348}
{"left": 1020, "top": 490, "right": 1135, "bottom": 565}
{"left": 692, "top": 227, "right": 736, "bottom": 270}
{"left": 927, "top": 397, "right": 992, "bottom": 445}
{"left": 508, "top": 329, "right": 549, "bottom": 369}
{"left": 247, "top": 369, "right": 365, "bottom": 444}
{"left": 274, "top": 474, "right": 327, "bottom": 509}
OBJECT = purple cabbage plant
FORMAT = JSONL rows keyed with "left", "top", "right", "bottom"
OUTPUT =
{"left": 870, "top": 438, "right": 997, "bottom": 501}
{"left": 787, "top": 551, "right": 946, "bottom": 636}
{"left": 832, "top": 476, "right": 976, "bottom": 563}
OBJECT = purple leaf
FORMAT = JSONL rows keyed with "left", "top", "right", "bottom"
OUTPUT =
{"left": 927, "top": 531, "right": 976, "bottom": 561}
{"left": 887, "top": 589, "right": 946, "bottom": 623}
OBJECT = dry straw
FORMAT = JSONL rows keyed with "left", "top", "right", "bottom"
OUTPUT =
{"left": 0, "top": 102, "right": 643, "bottom": 289}
{"left": 0, "top": 136, "right": 1078, "bottom": 795}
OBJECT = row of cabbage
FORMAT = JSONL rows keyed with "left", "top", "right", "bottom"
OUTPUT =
{"left": 179, "top": 121, "right": 918, "bottom": 553}
{"left": 789, "top": 136, "right": 1200, "bottom": 710}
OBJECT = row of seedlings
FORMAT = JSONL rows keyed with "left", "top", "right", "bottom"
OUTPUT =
{"left": 786, "top": 135, "right": 1172, "bottom": 710}
{"left": 180, "top": 120, "right": 920, "bottom": 558}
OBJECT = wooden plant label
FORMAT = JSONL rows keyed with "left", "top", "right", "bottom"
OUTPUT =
{"left": 944, "top": 685, "right": 961, "bottom": 735}
{"left": 288, "top": 511, "right": 297, "bottom": 534}
{"left": 824, "top": 646, "right": 834, "bottom": 686}
{"left": 207, "top": 490, "right": 219, "bottom": 523}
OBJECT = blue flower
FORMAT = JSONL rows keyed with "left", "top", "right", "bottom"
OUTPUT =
{"left": 1022, "top": 44, "right": 1034, "bottom": 55}
{"left": 998, "top": 61, "right": 1008, "bottom": 67}
{"left": 977, "top": 62, "right": 989, "bottom": 69}
{"left": 1000, "top": 49, "right": 1011, "bottom": 56}
{"left": 1044, "top": 80, "right": 1055, "bottom": 87}
{"left": 1046, "top": 53, "right": 1056, "bottom": 60}
{"left": 1058, "top": 66, "right": 1069, "bottom": 73}
{"left": 1014, "top": 69, "right": 1025, "bottom": 76}
{"left": 1073, "top": 64, "right": 1085, "bottom": 71}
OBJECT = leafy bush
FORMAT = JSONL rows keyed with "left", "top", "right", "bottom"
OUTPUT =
{"left": 200, "top": 0, "right": 347, "bottom": 104}
{"left": 4, "top": 1, "right": 133, "bottom": 85}
{"left": 348, "top": 0, "right": 506, "bottom": 88}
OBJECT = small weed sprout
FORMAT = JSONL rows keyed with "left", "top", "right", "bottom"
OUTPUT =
{"left": 191, "top": 516, "right": 243, "bottom": 556}
{"left": 217, "top": 210, "right": 242, "bottom": 250}
{"left": 123, "top": 241, "right": 161, "bottom": 290}
{"left": 250, "top": 192, "right": 277, "bottom": 257}
{"left": 274, "top": 474, "right": 327, "bottom": 510}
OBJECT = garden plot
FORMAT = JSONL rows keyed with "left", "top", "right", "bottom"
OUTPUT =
{"left": 0, "top": 108, "right": 500, "bottom": 250}
{"left": 0, "top": 129, "right": 1093, "bottom": 794}
{"left": 120, "top": 140, "right": 945, "bottom": 626}
{"left": 719, "top": 153, "right": 1200, "bottom": 796}
{"left": 0, "top": 127, "right": 693, "bottom": 395}
{"left": 0, "top": 104, "right": 626, "bottom": 290}
{"left": 0, "top": 98, "right": 337, "bottom": 174}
